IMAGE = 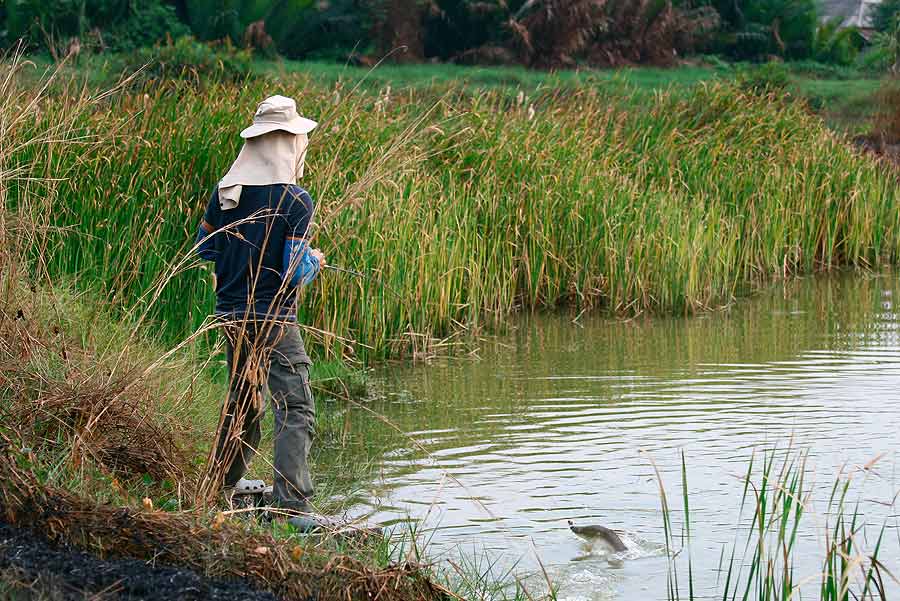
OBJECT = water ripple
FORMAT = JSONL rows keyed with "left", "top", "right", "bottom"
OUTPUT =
{"left": 357, "top": 275, "right": 900, "bottom": 600}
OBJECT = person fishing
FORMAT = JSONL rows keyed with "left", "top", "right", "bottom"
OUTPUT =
{"left": 194, "top": 95, "right": 326, "bottom": 529}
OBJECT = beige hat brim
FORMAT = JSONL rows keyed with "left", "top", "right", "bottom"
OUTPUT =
{"left": 240, "top": 115, "right": 318, "bottom": 139}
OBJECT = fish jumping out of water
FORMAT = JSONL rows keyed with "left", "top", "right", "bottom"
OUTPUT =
{"left": 567, "top": 519, "right": 628, "bottom": 553}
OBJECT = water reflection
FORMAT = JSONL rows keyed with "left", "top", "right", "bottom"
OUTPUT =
{"left": 355, "top": 274, "right": 900, "bottom": 599}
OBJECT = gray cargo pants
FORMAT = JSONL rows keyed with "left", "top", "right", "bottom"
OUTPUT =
{"left": 214, "top": 321, "right": 315, "bottom": 511}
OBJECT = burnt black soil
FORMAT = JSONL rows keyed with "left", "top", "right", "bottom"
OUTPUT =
{"left": 0, "top": 521, "right": 279, "bottom": 600}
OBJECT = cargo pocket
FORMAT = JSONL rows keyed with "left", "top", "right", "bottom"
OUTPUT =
{"left": 300, "top": 365, "right": 314, "bottom": 405}
{"left": 271, "top": 325, "right": 311, "bottom": 368}
{"left": 272, "top": 350, "right": 309, "bottom": 375}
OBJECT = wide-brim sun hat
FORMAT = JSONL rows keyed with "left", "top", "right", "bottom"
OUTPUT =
{"left": 240, "top": 94, "right": 318, "bottom": 139}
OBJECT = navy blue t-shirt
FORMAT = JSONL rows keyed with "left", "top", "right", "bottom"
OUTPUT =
{"left": 201, "top": 183, "right": 313, "bottom": 320}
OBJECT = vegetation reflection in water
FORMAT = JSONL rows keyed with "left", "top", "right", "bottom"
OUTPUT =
{"left": 334, "top": 273, "right": 900, "bottom": 600}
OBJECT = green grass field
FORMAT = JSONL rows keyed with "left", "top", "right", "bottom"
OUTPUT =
{"left": 39, "top": 52, "right": 888, "bottom": 133}
{"left": 265, "top": 59, "right": 731, "bottom": 90}
{"left": 264, "top": 58, "right": 885, "bottom": 132}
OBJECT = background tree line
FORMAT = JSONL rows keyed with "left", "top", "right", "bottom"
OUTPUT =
{"left": 0, "top": 0, "right": 898, "bottom": 68}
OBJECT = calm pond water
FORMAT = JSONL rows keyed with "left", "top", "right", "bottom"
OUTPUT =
{"left": 350, "top": 273, "right": 900, "bottom": 600}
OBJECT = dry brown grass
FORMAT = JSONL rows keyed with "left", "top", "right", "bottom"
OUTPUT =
{"left": 0, "top": 307, "right": 195, "bottom": 487}
{"left": 874, "top": 82, "right": 900, "bottom": 144}
{"left": 507, "top": 0, "right": 603, "bottom": 68}
{"left": 0, "top": 442, "right": 450, "bottom": 601}
{"left": 0, "top": 54, "right": 453, "bottom": 601}
{"left": 0, "top": 54, "right": 199, "bottom": 494}
{"left": 592, "top": 0, "right": 720, "bottom": 67}
{"left": 856, "top": 80, "right": 900, "bottom": 167}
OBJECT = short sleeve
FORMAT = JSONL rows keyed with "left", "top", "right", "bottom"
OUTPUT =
{"left": 286, "top": 185, "right": 314, "bottom": 240}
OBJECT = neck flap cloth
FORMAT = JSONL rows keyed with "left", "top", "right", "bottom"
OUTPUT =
{"left": 218, "top": 95, "right": 318, "bottom": 210}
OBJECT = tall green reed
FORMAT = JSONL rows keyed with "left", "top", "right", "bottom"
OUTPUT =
{"left": 658, "top": 450, "right": 890, "bottom": 601}
{"left": 9, "top": 72, "right": 900, "bottom": 359}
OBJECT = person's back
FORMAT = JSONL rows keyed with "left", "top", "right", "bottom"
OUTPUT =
{"left": 201, "top": 183, "right": 313, "bottom": 321}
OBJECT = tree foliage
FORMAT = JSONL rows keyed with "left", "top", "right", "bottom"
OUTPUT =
{"left": 1, "top": 0, "right": 889, "bottom": 70}
{"left": 507, "top": 0, "right": 604, "bottom": 68}
{"left": 592, "top": 0, "right": 720, "bottom": 66}
{"left": 422, "top": 0, "right": 513, "bottom": 61}
{"left": 708, "top": 0, "right": 819, "bottom": 60}
{"left": 175, "top": 0, "right": 370, "bottom": 60}
{"left": 873, "top": 0, "right": 900, "bottom": 32}
{"left": 812, "top": 17, "right": 865, "bottom": 66}
{"left": 6, "top": 0, "right": 186, "bottom": 52}
{"left": 269, "top": 0, "right": 369, "bottom": 60}
{"left": 0, "top": 0, "right": 7, "bottom": 46}
{"left": 864, "top": 13, "right": 900, "bottom": 73}
{"left": 105, "top": 3, "right": 189, "bottom": 51}
{"left": 394, "top": 0, "right": 720, "bottom": 68}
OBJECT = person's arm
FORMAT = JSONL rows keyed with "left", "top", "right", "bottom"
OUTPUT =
{"left": 195, "top": 190, "right": 219, "bottom": 262}
{"left": 283, "top": 238, "right": 321, "bottom": 287}
{"left": 195, "top": 219, "right": 217, "bottom": 261}
{"left": 282, "top": 186, "right": 325, "bottom": 287}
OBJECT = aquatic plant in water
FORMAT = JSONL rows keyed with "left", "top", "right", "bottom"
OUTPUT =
{"left": 654, "top": 450, "right": 891, "bottom": 601}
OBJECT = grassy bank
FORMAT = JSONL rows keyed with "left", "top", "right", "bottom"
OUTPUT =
{"left": 0, "top": 58, "right": 430, "bottom": 600}
{"left": 9, "top": 61, "right": 898, "bottom": 360}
